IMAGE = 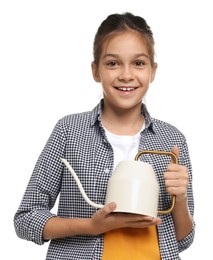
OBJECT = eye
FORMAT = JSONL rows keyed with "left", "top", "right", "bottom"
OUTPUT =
{"left": 105, "top": 60, "right": 119, "bottom": 69}
{"left": 134, "top": 60, "right": 145, "bottom": 67}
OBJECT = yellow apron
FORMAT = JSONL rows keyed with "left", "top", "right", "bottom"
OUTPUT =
{"left": 102, "top": 226, "right": 160, "bottom": 260}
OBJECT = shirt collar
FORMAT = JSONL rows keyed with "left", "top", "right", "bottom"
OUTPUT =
{"left": 90, "top": 99, "right": 155, "bottom": 133}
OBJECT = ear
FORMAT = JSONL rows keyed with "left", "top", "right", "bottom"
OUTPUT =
{"left": 91, "top": 62, "right": 101, "bottom": 82}
{"left": 150, "top": 63, "right": 158, "bottom": 83}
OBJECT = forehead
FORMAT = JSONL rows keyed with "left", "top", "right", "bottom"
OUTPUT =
{"left": 101, "top": 31, "right": 149, "bottom": 57}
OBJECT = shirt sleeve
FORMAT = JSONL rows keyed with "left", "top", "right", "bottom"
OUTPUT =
{"left": 14, "top": 119, "right": 66, "bottom": 245}
{"left": 178, "top": 220, "right": 196, "bottom": 252}
{"left": 177, "top": 137, "right": 196, "bottom": 251}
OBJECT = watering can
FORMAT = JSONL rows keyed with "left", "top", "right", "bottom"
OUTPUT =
{"left": 61, "top": 150, "right": 177, "bottom": 217}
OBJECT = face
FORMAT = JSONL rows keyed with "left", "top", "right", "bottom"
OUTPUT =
{"left": 92, "top": 31, "right": 157, "bottom": 112}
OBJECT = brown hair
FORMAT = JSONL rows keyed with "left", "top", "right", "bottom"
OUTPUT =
{"left": 93, "top": 12, "right": 155, "bottom": 67}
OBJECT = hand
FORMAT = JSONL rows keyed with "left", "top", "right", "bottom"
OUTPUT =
{"left": 88, "top": 202, "right": 162, "bottom": 235}
{"left": 164, "top": 146, "right": 189, "bottom": 202}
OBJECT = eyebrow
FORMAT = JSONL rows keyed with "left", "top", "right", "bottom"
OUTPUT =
{"left": 102, "top": 53, "right": 149, "bottom": 59}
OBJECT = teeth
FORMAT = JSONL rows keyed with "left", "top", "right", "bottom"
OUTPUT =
{"left": 118, "top": 87, "right": 134, "bottom": 91}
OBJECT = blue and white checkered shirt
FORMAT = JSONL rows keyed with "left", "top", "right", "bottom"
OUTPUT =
{"left": 14, "top": 99, "right": 195, "bottom": 260}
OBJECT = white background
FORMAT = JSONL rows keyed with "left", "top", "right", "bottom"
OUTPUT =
{"left": 1, "top": 0, "right": 212, "bottom": 259}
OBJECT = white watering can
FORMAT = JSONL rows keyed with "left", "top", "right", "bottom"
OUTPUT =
{"left": 61, "top": 150, "right": 177, "bottom": 218}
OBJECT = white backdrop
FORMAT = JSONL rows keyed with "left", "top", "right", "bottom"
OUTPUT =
{"left": 1, "top": 0, "right": 212, "bottom": 259}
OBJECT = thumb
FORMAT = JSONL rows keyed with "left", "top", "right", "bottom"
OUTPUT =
{"left": 100, "top": 202, "right": 117, "bottom": 216}
{"left": 171, "top": 145, "right": 179, "bottom": 164}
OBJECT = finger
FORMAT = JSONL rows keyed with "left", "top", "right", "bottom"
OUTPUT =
{"left": 171, "top": 145, "right": 179, "bottom": 164}
{"left": 165, "top": 186, "right": 187, "bottom": 196}
{"left": 128, "top": 217, "right": 162, "bottom": 227}
{"left": 151, "top": 218, "right": 162, "bottom": 225}
{"left": 99, "top": 202, "right": 117, "bottom": 217}
{"left": 166, "top": 163, "right": 182, "bottom": 172}
{"left": 141, "top": 216, "right": 162, "bottom": 225}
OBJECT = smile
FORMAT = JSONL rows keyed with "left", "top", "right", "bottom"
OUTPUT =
{"left": 115, "top": 87, "right": 137, "bottom": 91}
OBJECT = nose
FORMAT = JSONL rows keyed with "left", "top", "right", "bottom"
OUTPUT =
{"left": 118, "top": 65, "right": 134, "bottom": 82}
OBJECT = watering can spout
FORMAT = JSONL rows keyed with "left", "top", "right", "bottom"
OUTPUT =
{"left": 61, "top": 158, "right": 104, "bottom": 209}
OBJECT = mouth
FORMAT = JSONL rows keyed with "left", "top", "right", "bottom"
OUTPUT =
{"left": 114, "top": 87, "right": 138, "bottom": 92}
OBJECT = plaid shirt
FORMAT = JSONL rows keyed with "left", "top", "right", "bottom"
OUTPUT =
{"left": 14, "top": 99, "right": 195, "bottom": 260}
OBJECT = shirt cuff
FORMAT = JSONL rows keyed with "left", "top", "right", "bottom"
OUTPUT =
{"left": 178, "top": 220, "right": 195, "bottom": 252}
{"left": 28, "top": 210, "right": 56, "bottom": 245}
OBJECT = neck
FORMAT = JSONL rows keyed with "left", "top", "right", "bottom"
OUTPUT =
{"left": 102, "top": 103, "right": 144, "bottom": 135}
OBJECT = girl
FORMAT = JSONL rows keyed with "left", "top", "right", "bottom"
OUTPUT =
{"left": 14, "top": 12, "right": 195, "bottom": 259}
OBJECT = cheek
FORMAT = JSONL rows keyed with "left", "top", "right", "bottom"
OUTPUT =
{"left": 138, "top": 73, "right": 151, "bottom": 84}
{"left": 149, "top": 73, "right": 155, "bottom": 83}
{"left": 142, "top": 71, "right": 155, "bottom": 84}
{"left": 100, "top": 70, "right": 117, "bottom": 83}
{"left": 150, "top": 67, "right": 157, "bottom": 82}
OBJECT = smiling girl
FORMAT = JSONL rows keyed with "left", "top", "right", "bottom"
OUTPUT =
{"left": 14, "top": 12, "right": 195, "bottom": 259}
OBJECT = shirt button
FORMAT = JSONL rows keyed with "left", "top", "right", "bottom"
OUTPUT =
{"left": 104, "top": 168, "right": 110, "bottom": 174}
